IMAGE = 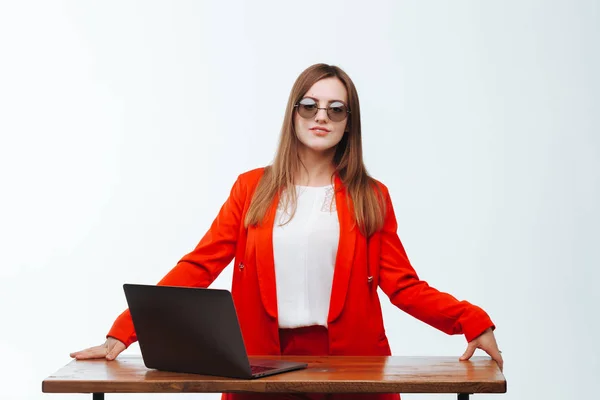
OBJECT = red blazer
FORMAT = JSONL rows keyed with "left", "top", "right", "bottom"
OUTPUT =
{"left": 108, "top": 167, "right": 494, "bottom": 355}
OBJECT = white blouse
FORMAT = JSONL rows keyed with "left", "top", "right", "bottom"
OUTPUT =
{"left": 272, "top": 184, "right": 340, "bottom": 328}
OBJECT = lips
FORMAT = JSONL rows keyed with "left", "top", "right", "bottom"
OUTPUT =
{"left": 310, "top": 126, "right": 331, "bottom": 134}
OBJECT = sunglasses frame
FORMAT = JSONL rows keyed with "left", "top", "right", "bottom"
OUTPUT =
{"left": 294, "top": 97, "right": 351, "bottom": 122}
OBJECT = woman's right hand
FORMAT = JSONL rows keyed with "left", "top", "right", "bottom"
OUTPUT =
{"left": 70, "top": 337, "right": 126, "bottom": 361}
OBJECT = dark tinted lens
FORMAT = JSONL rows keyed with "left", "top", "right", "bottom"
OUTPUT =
{"left": 297, "top": 98, "right": 317, "bottom": 118}
{"left": 327, "top": 101, "right": 348, "bottom": 122}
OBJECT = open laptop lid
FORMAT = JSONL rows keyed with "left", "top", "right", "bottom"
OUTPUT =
{"left": 123, "top": 284, "right": 254, "bottom": 378}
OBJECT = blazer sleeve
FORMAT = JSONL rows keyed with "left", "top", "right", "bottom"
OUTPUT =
{"left": 106, "top": 174, "right": 247, "bottom": 347}
{"left": 377, "top": 187, "right": 495, "bottom": 342}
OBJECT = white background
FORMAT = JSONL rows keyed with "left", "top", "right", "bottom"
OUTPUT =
{"left": 1, "top": 1, "right": 598, "bottom": 399}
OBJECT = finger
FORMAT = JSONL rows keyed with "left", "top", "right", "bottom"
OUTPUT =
{"left": 460, "top": 343, "right": 477, "bottom": 361}
{"left": 494, "top": 351, "right": 504, "bottom": 372}
{"left": 106, "top": 344, "right": 125, "bottom": 361}
{"left": 73, "top": 347, "right": 107, "bottom": 360}
{"left": 480, "top": 346, "right": 504, "bottom": 372}
{"left": 74, "top": 351, "right": 102, "bottom": 360}
{"left": 70, "top": 346, "right": 97, "bottom": 358}
{"left": 490, "top": 351, "right": 504, "bottom": 372}
{"left": 70, "top": 349, "right": 93, "bottom": 359}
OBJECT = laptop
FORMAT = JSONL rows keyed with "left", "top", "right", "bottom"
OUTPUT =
{"left": 123, "top": 283, "right": 308, "bottom": 379}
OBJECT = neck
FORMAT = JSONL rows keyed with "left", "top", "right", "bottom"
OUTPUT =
{"left": 295, "top": 146, "right": 336, "bottom": 187}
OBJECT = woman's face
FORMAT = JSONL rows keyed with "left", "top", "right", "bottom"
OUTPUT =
{"left": 294, "top": 77, "right": 349, "bottom": 156}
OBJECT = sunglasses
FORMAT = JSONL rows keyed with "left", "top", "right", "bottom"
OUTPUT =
{"left": 294, "top": 97, "right": 350, "bottom": 122}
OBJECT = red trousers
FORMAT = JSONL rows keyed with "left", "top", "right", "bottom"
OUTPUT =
{"left": 222, "top": 325, "right": 400, "bottom": 400}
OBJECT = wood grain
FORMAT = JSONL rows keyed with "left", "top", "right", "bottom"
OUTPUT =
{"left": 42, "top": 356, "right": 506, "bottom": 394}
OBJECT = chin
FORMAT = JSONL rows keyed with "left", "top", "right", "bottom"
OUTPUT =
{"left": 306, "top": 144, "right": 337, "bottom": 154}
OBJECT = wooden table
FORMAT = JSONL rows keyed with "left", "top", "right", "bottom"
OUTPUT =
{"left": 42, "top": 355, "right": 506, "bottom": 399}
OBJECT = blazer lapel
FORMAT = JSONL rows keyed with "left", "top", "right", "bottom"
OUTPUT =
{"left": 328, "top": 174, "right": 357, "bottom": 323}
{"left": 254, "top": 190, "right": 280, "bottom": 320}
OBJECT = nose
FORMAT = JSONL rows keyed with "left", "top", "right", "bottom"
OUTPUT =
{"left": 315, "top": 108, "right": 329, "bottom": 123}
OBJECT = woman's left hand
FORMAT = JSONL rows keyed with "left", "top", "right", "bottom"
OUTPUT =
{"left": 460, "top": 327, "right": 504, "bottom": 372}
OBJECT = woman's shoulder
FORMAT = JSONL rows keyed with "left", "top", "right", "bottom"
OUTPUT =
{"left": 367, "top": 175, "right": 391, "bottom": 198}
{"left": 225, "top": 167, "right": 267, "bottom": 201}
{"left": 238, "top": 166, "right": 266, "bottom": 179}
{"left": 237, "top": 166, "right": 267, "bottom": 185}
{"left": 236, "top": 166, "right": 269, "bottom": 190}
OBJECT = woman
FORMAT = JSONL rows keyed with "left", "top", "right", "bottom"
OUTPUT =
{"left": 71, "top": 63, "right": 503, "bottom": 399}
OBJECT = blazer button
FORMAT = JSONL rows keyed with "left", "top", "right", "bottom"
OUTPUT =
{"left": 238, "top": 262, "right": 245, "bottom": 270}
{"left": 367, "top": 276, "right": 373, "bottom": 283}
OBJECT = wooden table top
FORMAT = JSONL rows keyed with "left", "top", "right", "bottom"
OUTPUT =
{"left": 42, "top": 355, "right": 506, "bottom": 394}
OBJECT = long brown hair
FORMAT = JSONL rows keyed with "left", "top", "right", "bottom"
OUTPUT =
{"left": 244, "top": 63, "right": 386, "bottom": 237}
